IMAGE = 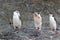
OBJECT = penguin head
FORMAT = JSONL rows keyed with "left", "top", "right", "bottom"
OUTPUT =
{"left": 34, "top": 12, "right": 41, "bottom": 19}
{"left": 34, "top": 12, "right": 40, "bottom": 16}
{"left": 49, "top": 13, "right": 53, "bottom": 17}
{"left": 13, "top": 10, "right": 20, "bottom": 17}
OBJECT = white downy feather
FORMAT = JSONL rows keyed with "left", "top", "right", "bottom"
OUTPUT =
{"left": 13, "top": 10, "right": 21, "bottom": 29}
{"left": 33, "top": 12, "right": 42, "bottom": 30}
{"left": 49, "top": 14, "right": 57, "bottom": 31}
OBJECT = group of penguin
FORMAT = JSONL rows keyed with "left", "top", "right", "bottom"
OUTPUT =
{"left": 13, "top": 10, "right": 57, "bottom": 32}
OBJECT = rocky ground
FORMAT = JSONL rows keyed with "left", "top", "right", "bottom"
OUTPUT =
{"left": 0, "top": 0, "right": 60, "bottom": 40}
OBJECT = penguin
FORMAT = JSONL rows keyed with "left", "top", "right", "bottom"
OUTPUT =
{"left": 13, "top": 10, "right": 21, "bottom": 30}
{"left": 33, "top": 12, "right": 42, "bottom": 30}
{"left": 49, "top": 14, "right": 57, "bottom": 32}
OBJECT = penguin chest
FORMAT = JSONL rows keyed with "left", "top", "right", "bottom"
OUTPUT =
{"left": 13, "top": 16, "right": 21, "bottom": 26}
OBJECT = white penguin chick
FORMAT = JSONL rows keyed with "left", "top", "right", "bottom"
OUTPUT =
{"left": 33, "top": 12, "right": 42, "bottom": 30}
{"left": 13, "top": 10, "right": 21, "bottom": 30}
{"left": 49, "top": 14, "right": 57, "bottom": 32}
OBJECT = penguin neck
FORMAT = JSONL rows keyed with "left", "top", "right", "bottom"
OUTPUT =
{"left": 13, "top": 15, "right": 19, "bottom": 18}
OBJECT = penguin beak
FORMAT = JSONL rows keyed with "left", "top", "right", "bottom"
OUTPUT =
{"left": 35, "top": 13, "right": 37, "bottom": 16}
